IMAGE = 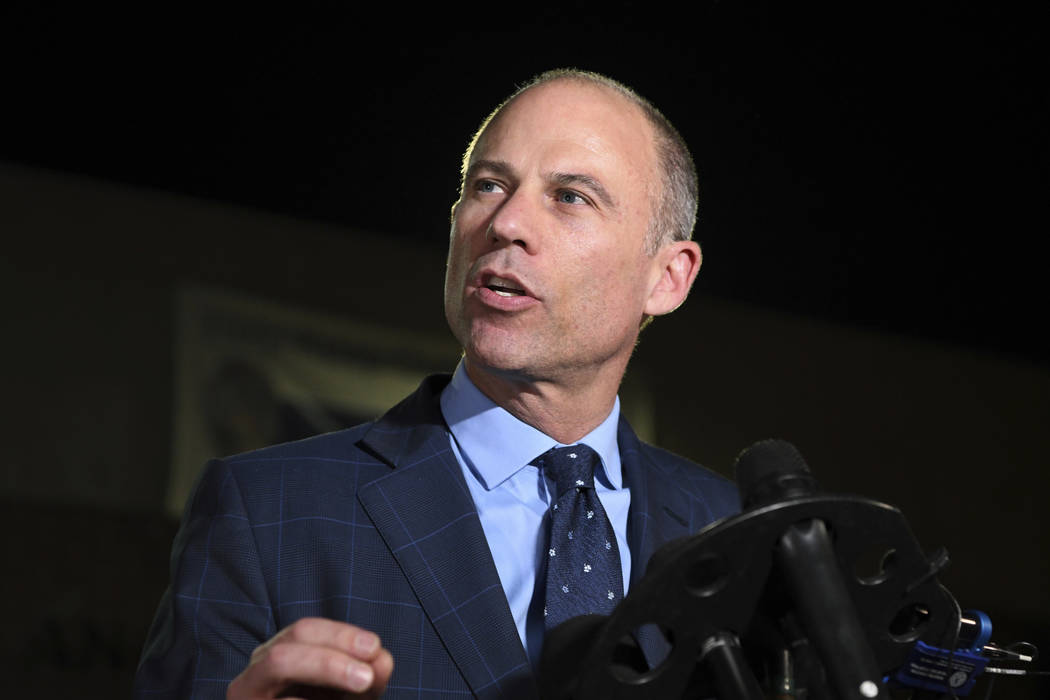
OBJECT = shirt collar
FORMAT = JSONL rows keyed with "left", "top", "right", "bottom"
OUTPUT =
{"left": 440, "top": 361, "right": 623, "bottom": 491}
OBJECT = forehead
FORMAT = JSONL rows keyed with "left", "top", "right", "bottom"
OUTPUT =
{"left": 470, "top": 80, "right": 658, "bottom": 185}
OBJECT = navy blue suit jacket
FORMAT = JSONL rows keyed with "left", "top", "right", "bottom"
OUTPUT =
{"left": 135, "top": 375, "right": 739, "bottom": 698}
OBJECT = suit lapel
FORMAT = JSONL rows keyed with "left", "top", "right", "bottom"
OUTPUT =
{"left": 618, "top": 417, "right": 693, "bottom": 666}
{"left": 357, "top": 375, "right": 536, "bottom": 699}
{"left": 619, "top": 417, "right": 692, "bottom": 587}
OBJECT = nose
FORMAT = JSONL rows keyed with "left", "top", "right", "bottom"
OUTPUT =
{"left": 486, "top": 188, "right": 537, "bottom": 251}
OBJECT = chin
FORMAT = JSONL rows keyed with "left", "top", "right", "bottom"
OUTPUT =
{"left": 461, "top": 335, "right": 541, "bottom": 381}
{"left": 463, "top": 343, "right": 527, "bottom": 376}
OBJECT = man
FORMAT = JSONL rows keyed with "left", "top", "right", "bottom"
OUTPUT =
{"left": 134, "top": 69, "right": 739, "bottom": 699}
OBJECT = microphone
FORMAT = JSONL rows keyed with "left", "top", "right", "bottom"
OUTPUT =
{"left": 537, "top": 438, "right": 1043, "bottom": 698}
{"left": 734, "top": 438, "right": 817, "bottom": 508}
{"left": 734, "top": 440, "right": 886, "bottom": 699}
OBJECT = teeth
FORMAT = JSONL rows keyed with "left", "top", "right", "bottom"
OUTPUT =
{"left": 489, "top": 276, "right": 523, "bottom": 291}
{"left": 487, "top": 275, "right": 525, "bottom": 296}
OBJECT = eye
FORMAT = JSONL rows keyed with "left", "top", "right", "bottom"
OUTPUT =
{"left": 476, "top": 179, "right": 505, "bottom": 194}
{"left": 556, "top": 190, "right": 589, "bottom": 206}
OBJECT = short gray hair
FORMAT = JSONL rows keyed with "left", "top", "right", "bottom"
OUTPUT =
{"left": 459, "top": 68, "right": 699, "bottom": 255}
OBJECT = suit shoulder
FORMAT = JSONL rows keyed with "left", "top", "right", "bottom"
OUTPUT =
{"left": 187, "top": 423, "right": 390, "bottom": 513}
{"left": 221, "top": 422, "right": 377, "bottom": 467}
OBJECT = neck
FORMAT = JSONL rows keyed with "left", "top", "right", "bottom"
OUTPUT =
{"left": 463, "top": 358, "right": 625, "bottom": 444}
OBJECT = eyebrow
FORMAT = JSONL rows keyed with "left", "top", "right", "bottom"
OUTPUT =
{"left": 463, "top": 159, "right": 515, "bottom": 183}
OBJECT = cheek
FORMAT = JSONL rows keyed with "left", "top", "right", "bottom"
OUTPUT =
{"left": 453, "top": 198, "right": 492, "bottom": 236}
{"left": 571, "top": 255, "right": 650, "bottom": 328}
{"left": 448, "top": 208, "right": 488, "bottom": 260}
{"left": 558, "top": 262, "right": 623, "bottom": 322}
{"left": 444, "top": 229, "right": 468, "bottom": 297}
{"left": 444, "top": 220, "right": 487, "bottom": 310}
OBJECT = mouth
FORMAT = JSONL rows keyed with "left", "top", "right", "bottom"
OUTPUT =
{"left": 476, "top": 270, "right": 535, "bottom": 299}
{"left": 468, "top": 267, "right": 539, "bottom": 310}
{"left": 485, "top": 275, "right": 527, "bottom": 298}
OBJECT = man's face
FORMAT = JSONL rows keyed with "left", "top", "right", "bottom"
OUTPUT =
{"left": 444, "top": 80, "right": 666, "bottom": 388}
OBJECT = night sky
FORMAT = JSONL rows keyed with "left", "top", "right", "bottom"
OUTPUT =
{"left": 5, "top": 2, "right": 1046, "bottom": 364}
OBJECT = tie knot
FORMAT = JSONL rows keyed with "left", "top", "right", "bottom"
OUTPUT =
{"left": 537, "top": 444, "right": 600, "bottom": 498}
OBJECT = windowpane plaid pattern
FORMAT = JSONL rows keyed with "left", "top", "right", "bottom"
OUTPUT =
{"left": 134, "top": 375, "right": 741, "bottom": 697}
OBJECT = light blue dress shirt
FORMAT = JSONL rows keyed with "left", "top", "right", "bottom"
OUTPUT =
{"left": 439, "top": 362, "right": 632, "bottom": 666}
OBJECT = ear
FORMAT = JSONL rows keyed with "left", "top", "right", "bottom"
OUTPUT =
{"left": 643, "top": 240, "right": 702, "bottom": 317}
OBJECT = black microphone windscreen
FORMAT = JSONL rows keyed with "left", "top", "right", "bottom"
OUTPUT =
{"left": 733, "top": 439, "right": 815, "bottom": 509}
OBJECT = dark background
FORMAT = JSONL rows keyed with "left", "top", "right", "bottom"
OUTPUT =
{"left": 4, "top": 1, "right": 1047, "bottom": 366}
{"left": 2, "top": 1, "right": 1047, "bottom": 697}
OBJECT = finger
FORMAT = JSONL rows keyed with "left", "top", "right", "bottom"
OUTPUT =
{"left": 264, "top": 618, "right": 385, "bottom": 662}
{"left": 369, "top": 648, "right": 394, "bottom": 697}
{"left": 236, "top": 640, "right": 378, "bottom": 696}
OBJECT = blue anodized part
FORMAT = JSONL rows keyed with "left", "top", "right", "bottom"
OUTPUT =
{"left": 961, "top": 609, "right": 992, "bottom": 652}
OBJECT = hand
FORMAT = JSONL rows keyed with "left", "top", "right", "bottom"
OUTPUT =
{"left": 227, "top": 618, "right": 394, "bottom": 699}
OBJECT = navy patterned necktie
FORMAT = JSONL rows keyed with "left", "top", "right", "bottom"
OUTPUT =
{"left": 536, "top": 444, "right": 624, "bottom": 631}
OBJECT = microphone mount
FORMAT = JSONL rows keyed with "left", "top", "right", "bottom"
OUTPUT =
{"left": 537, "top": 440, "right": 1033, "bottom": 699}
